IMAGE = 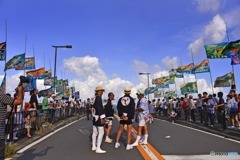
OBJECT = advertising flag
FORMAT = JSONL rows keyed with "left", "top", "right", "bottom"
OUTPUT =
{"left": 214, "top": 72, "right": 234, "bottom": 88}
{"left": 180, "top": 81, "right": 198, "bottom": 95}
{"left": 24, "top": 77, "right": 37, "bottom": 92}
{"left": 38, "top": 87, "right": 53, "bottom": 98}
{"left": 145, "top": 87, "right": 158, "bottom": 95}
{"left": 222, "top": 39, "right": 240, "bottom": 57}
{"left": 26, "top": 67, "right": 45, "bottom": 78}
{"left": 164, "top": 91, "right": 177, "bottom": 99}
{"left": 44, "top": 77, "right": 57, "bottom": 86}
{"left": 15, "top": 57, "right": 35, "bottom": 70}
{"left": 154, "top": 90, "right": 163, "bottom": 98}
{"left": 0, "top": 42, "right": 6, "bottom": 61}
{"left": 0, "top": 75, "right": 6, "bottom": 94}
{"left": 194, "top": 59, "right": 210, "bottom": 73}
{"left": 231, "top": 54, "right": 240, "bottom": 65}
{"left": 169, "top": 69, "right": 183, "bottom": 78}
{"left": 204, "top": 42, "right": 228, "bottom": 58}
{"left": 177, "top": 63, "right": 195, "bottom": 74}
{"left": 5, "top": 53, "right": 25, "bottom": 71}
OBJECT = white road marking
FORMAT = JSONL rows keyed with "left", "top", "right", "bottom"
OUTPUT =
{"left": 154, "top": 118, "right": 240, "bottom": 144}
{"left": 17, "top": 117, "right": 85, "bottom": 154}
{"left": 78, "top": 128, "right": 90, "bottom": 136}
{"left": 163, "top": 155, "right": 240, "bottom": 160}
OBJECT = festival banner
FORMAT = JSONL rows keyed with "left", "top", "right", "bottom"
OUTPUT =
{"left": 164, "top": 91, "right": 177, "bottom": 99}
{"left": 63, "top": 88, "right": 71, "bottom": 98}
{"left": 4, "top": 53, "right": 25, "bottom": 71}
{"left": 169, "top": 69, "right": 184, "bottom": 78}
{"left": 38, "top": 87, "right": 53, "bottom": 98}
{"left": 154, "top": 90, "right": 163, "bottom": 98}
{"left": 222, "top": 39, "right": 240, "bottom": 57}
{"left": 24, "top": 77, "right": 37, "bottom": 92}
{"left": 214, "top": 72, "right": 235, "bottom": 88}
{"left": 63, "top": 79, "right": 69, "bottom": 90}
{"left": 152, "top": 76, "right": 175, "bottom": 87}
{"left": 0, "top": 75, "right": 6, "bottom": 94}
{"left": 177, "top": 63, "right": 195, "bottom": 74}
{"left": 44, "top": 77, "right": 57, "bottom": 86}
{"left": 0, "top": 42, "right": 6, "bottom": 61}
{"left": 26, "top": 67, "right": 45, "bottom": 78}
{"left": 74, "top": 91, "right": 80, "bottom": 99}
{"left": 231, "top": 54, "right": 240, "bottom": 65}
{"left": 194, "top": 59, "right": 210, "bottom": 73}
{"left": 42, "top": 70, "right": 52, "bottom": 79}
{"left": 145, "top": 87, "right": 158, "bottom": 95}
{"left": 180, "top": 81, "right": 198, "bottom": 95}
{"left": 15, "top": 57, "right": 35, "bottom": 70}
{"left": 204, "top": 42, "right": 228, "bottom": 59}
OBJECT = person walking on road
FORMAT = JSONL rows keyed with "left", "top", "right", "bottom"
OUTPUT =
{"left": 86, "top": 98, "right": 92, "bottom": 120}
{"left": 131, "top": 89, "right": 150, "bottom": 147}
{"left": 115, "top": 87, "right": 135, "bottom": 150}
{"left": 104, "top": 92, "right": 115, "bottom": 143}
{"left": 91, "top": 86, "right": 106, "bottom": 154}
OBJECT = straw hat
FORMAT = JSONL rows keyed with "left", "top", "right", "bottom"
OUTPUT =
{"left": 95, "top": 86, "right": 105, "bottom": 92}
{"left": 124, "top": 87, "right": 131, "bottom": 94}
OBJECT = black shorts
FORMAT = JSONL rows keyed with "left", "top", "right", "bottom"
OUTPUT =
{"left": 120, "top": 119, "right": 132, "bottom": 125}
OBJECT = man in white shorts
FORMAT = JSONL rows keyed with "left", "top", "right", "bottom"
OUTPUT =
{"left": 131, "top": 89, "right": 149, "bottom": 147}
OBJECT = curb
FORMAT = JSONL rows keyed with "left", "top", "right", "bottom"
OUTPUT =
{"left": 14, "top": 115, "right": 85, "bottom": 152}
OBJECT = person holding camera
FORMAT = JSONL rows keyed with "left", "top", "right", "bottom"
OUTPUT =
{"left": 91, "top": 86, "right": 106, "bottom": 154}
{"left": 0, "top": 84, "right": 24, "bottom": 160}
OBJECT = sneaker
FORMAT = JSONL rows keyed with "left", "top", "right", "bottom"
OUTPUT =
{"left": 91, "top": 146, "right": 97, "bottom": 151}
{"left": 115, "top": 142, "right": 120, "bottom": 148}
{"left": 13, "top": 136, "right": 18, "bottom": 140}
{"left": 126, "top": 144, "right": 133, "bottom": 150}
{"left": 227, "top": 126, "right": 234, "bottom": 129}
{"left": 105, "top": 138, "right": 113, "bottom": 143}
{"left": 95, "top": 148, "right": 106, "bottom": 153}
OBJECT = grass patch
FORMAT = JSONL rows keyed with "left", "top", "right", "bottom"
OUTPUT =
{"left": 5, "top": 143, "right": 16, "bottom": 158}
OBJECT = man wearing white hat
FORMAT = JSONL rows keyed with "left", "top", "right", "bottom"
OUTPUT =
{"left": 115, "top": 87, "right": 135, "bottom": 150}
{"left": 131, "top": 89, "right": 149, "bottom": 147}
{"left": 91, "top": 86, "right": 106, "bottom": 153}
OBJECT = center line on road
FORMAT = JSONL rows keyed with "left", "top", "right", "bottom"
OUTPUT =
{"left": 114, "top": 114, "right": 165, "bottom": 160}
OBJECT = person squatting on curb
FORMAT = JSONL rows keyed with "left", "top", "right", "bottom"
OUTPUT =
{"left": 115, "top": 87, "right": 135, "bottom": 150}
{"left": 91, "top": 86, "right": 106, "bottom": 154}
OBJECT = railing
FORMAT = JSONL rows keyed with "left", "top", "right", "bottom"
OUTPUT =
{"left": 154, "top": 103, "right": 239, "bottom": 130}
{"left": 5, "top": 106, "right": 86, "bottom": 143}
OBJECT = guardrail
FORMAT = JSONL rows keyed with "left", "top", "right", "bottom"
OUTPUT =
{"left": 5, "top": 106, "right": 86, "bottom": 143}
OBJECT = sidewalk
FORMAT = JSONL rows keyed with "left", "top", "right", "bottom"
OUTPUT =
{"left": 153, "top": 115, "right": 240, "bottom": 141}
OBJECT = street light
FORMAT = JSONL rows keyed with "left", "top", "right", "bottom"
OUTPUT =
{"left": 52, "top": 45, "right": 72, "bottom": 94}
{"left": 139, "top": 72, "right": 150, "bottom": 101}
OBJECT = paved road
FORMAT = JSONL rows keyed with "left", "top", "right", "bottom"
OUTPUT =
{"left": 12, "top": 117, "right": 240, "bottom": 160}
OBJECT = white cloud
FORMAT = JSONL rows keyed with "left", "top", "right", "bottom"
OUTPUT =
{"left": 194, "top": 0, "right": 222, "bottom": 13}
{"left": 188, "top": 14, "right": 226, "bottom": 56}
{"left": 161, "top": 56, "right": 179, "bottom": 70}
{"left": 132, "top": 59, "right": 149, "bottom": 73}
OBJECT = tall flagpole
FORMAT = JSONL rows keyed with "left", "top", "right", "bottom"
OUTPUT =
{"left": 204, "top": 39, "right": 214, "bottom": 94}
{"left": 226, "top": 23, "right": 236, "bottom": 87}
{"left": 180, "top": 56, "right": 186, "bottom": 84}
{"left": 4, "top": 20, "right": 7, "bottom": 94}
{"left": 191, "top": 49, "right": 197, "bottom": 80}
{"left": 171, "top": 61, "right": 177, "bottom": 95}
{"left": 24, "top": 34, "right": 27, "bottom": 76}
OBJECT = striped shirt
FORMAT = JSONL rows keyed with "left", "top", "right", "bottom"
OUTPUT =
{"left": 0, "top": 94, "right": 14, "bottom": 139}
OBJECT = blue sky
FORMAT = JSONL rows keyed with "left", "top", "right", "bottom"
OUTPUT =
{"left": 0, "top": 0, "right": 240, "bottom": 100}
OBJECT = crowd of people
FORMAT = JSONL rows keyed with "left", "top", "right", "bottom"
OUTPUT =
{"left": 153, "top": 90, "right": 240, "bottom": 128}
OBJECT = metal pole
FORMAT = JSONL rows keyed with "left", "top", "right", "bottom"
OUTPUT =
{"left": 147, "top": 73, "right": 150, "bottom": 101}
{"left": 54, "top": 47, "right": 57, "bottom": 94}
